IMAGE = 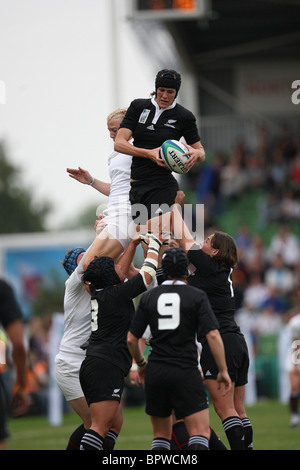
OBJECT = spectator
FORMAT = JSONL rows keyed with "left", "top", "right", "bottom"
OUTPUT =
{"left": 258, "top": 190, "right": 282, "bottom": 226}
{"left": 290, "top": 153, "right": 300, "bottom": 193}
{"left": 255, "top": 303, "right": 282, "bottom": 336}
{"left": 280, "top": 190, "right": 300, "bottom": 223}
{"left": 219, "top": 155, "right": 247, "bottom": 201}
{"left": 245, "top": 152, "right": 266, "bottom": 189}
{"left": 13, "top": 347, "right": 48, "bottom": 417}
{"left": 268, "top": 224, "right": 300, "bottom": 268}
{"left": 259, "top": 287, "right": 287, "bottom": 317}
{"left": 264, "top": 253, "right": 294, "bottom": 295}
{"left": 234, "top": 223, "right": 253, "bottom": 252}
{"left": 242, "top": 274, "right": 269, "bottom": 311}
{"left": 242, "top": 234, "right": 267, "bottom": 277}
{"left": 196, "top": 153, "right": 224, "bottom": 205}
{"left": 267, "top": 145, "right": 289, "bottom": 192}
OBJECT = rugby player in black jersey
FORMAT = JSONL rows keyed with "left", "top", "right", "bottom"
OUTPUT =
{"left": 114, "top": 69, "right": 205, "bottom": 226}
{"left": 127, "top": 247, "right": 231, "bottom": 451}
{"left": 79, "top": 231, "right": 164, "bottom": 451}
{"left": 171, "top": 203, "right": 253, "bottom": 450}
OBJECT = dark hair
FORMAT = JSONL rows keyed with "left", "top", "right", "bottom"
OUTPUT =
{"left": 82, "top": 256, "right": 120, "bottom": 289}
{"left": 211, "top": 231, "right": 238, "bottom": 268}
{"left": 162, "top": 247, "right": 188, "bottom": 279}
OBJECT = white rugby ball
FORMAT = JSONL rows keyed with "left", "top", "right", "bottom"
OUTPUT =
{"left": 160, "top": 140, "right": 189, "bottom": 174}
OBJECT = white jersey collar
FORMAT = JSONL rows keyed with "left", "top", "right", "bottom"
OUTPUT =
{"left": 151, "top": 97, "right": 177, "bottom": 124}
{"left": 162, "top": 280, "right": 186, "bottom": 285}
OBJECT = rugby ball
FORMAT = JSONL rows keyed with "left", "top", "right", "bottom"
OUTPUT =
{"left": 160, "top": 140, "right": 190, "bottom": 174}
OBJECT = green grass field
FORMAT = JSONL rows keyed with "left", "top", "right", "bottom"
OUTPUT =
{"left": 6, "top": 399, "right": 300, "bottom": 451}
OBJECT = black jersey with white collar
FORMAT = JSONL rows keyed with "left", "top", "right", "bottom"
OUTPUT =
{"left": 86, "top": 273, "right": 147, "bottom": 376}
{"left": 187, "top": 243, "right": 240, "bottom": 336}
{"left": 129, "top": 281, "right": 219, "bottom": 368}
{"left": 120, "top": 98, "right": 200, "bottom": 181}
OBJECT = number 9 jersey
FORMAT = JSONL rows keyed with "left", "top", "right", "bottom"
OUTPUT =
{"left": 129, "top": 280, "right": 219, "bottom": 368}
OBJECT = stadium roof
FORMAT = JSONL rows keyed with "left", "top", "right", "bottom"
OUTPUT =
{"left": 165, "top": 0, "right": 300, "bottom": 70}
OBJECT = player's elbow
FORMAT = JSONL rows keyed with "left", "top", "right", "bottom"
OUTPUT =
{"left": 83, "top": 256, "right": 92, "bottom": 271}
{"left": 127, "top": 331, "right": 138, "bottom": 348}
{"left": 206, "top": 329, "right": 220, "bottom": 342}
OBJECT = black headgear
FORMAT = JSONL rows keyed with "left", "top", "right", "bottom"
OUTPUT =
{"left": 155, "top": 69, "right": 181, "bottom": 97}
{"left": 82, "top": 256, "right": 121, "bottom": 289}
{"left": 162, "top": 247, "right": 188, "bottom": 279}
{"left": 62, "top": 247, "right": 85, "bottom": 276}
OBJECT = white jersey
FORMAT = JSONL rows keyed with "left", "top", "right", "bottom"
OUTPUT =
{"left": 55, "top": 251, "right": 91, "bottom": 371}
{"left": 106, "top": 149, "right": 132, "bottom": 207}
{"left": 102, "top": 148, "right": 134, "bottom": 249}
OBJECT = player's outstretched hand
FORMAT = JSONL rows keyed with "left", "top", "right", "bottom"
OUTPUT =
{"left": 67, "top": 166, "right": 92, "bottom": 185}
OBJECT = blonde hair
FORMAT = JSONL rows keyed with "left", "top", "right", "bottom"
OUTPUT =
{"left": 107, "top": 107, "right": 127, "bottom": 122}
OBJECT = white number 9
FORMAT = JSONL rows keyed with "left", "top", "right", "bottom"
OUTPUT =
{"left": 157, "top": 293, "right": 180, "bottom": 330}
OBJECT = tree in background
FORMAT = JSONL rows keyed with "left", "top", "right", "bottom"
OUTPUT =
{"left": 0, "top": 142, "right": 52, "bottom": 233}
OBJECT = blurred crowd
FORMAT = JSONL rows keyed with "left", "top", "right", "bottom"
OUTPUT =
{"left": 233, "top": 222, "right": 300, "bottom": 334}
{"left": 187, "top": 123, "right": 300, "bottom": 227}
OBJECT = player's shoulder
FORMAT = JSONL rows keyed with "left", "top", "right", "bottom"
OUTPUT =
{"left": 130, "top": 98, "right": 152, "bottom": 109}
{"left": 174, "top": 102, "right": 196, "bottom": 119}
{"left": 181, "top": 283, "right": 208, "bottom": 299}
{"left": 158, "top": 282, "right": 207, "bottom": 299}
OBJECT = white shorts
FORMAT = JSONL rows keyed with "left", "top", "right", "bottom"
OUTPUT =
{"left": 54, "top": 357, "right": 84, "bottom": 402}
{"left": 102, "top": 205, "right": 135, "bottom": 250}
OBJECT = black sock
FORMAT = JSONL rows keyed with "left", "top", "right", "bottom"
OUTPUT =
{"left": 171, "top": 421, "right": 189, "bottom": 450}
{"left": 241, "top": 417, "right": 253, "bottom": 450}
{"left": 222, "top": 416, "right": 245, "bottom": 450}
{"left": 209, "top": 427, "right": 227, "bottom": 450}
{"left": 103, "top": 430, "right": 118, "bottom": 450}
{"left": 289, "top": 393, "right": 299, "bottom": 414}
{"left": 152, "top": 437, "right": 170, "bottom": 450}
{"left": 171, "top": 421, "right": 227, "bottom": 451}
{"left": 66, "top": 424, "right": 86, "bottom": 450}
{"left": 80, "top": 429, "right": 104, "bottom": 450}
{"left": 188, "top": 435, "right": 209, "bottom": 450}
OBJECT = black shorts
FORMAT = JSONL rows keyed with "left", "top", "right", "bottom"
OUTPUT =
{"left": 130, "top": 179, "right": 179, "bottom": 224}
{"left": 201, "top": 332, "right": 249, "bottom": 387}
{"left": 79, "top": 356, "right": 125, "bottom": 406}
{"left": 145, "top": 362, "right": 209, "bottom": 420}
